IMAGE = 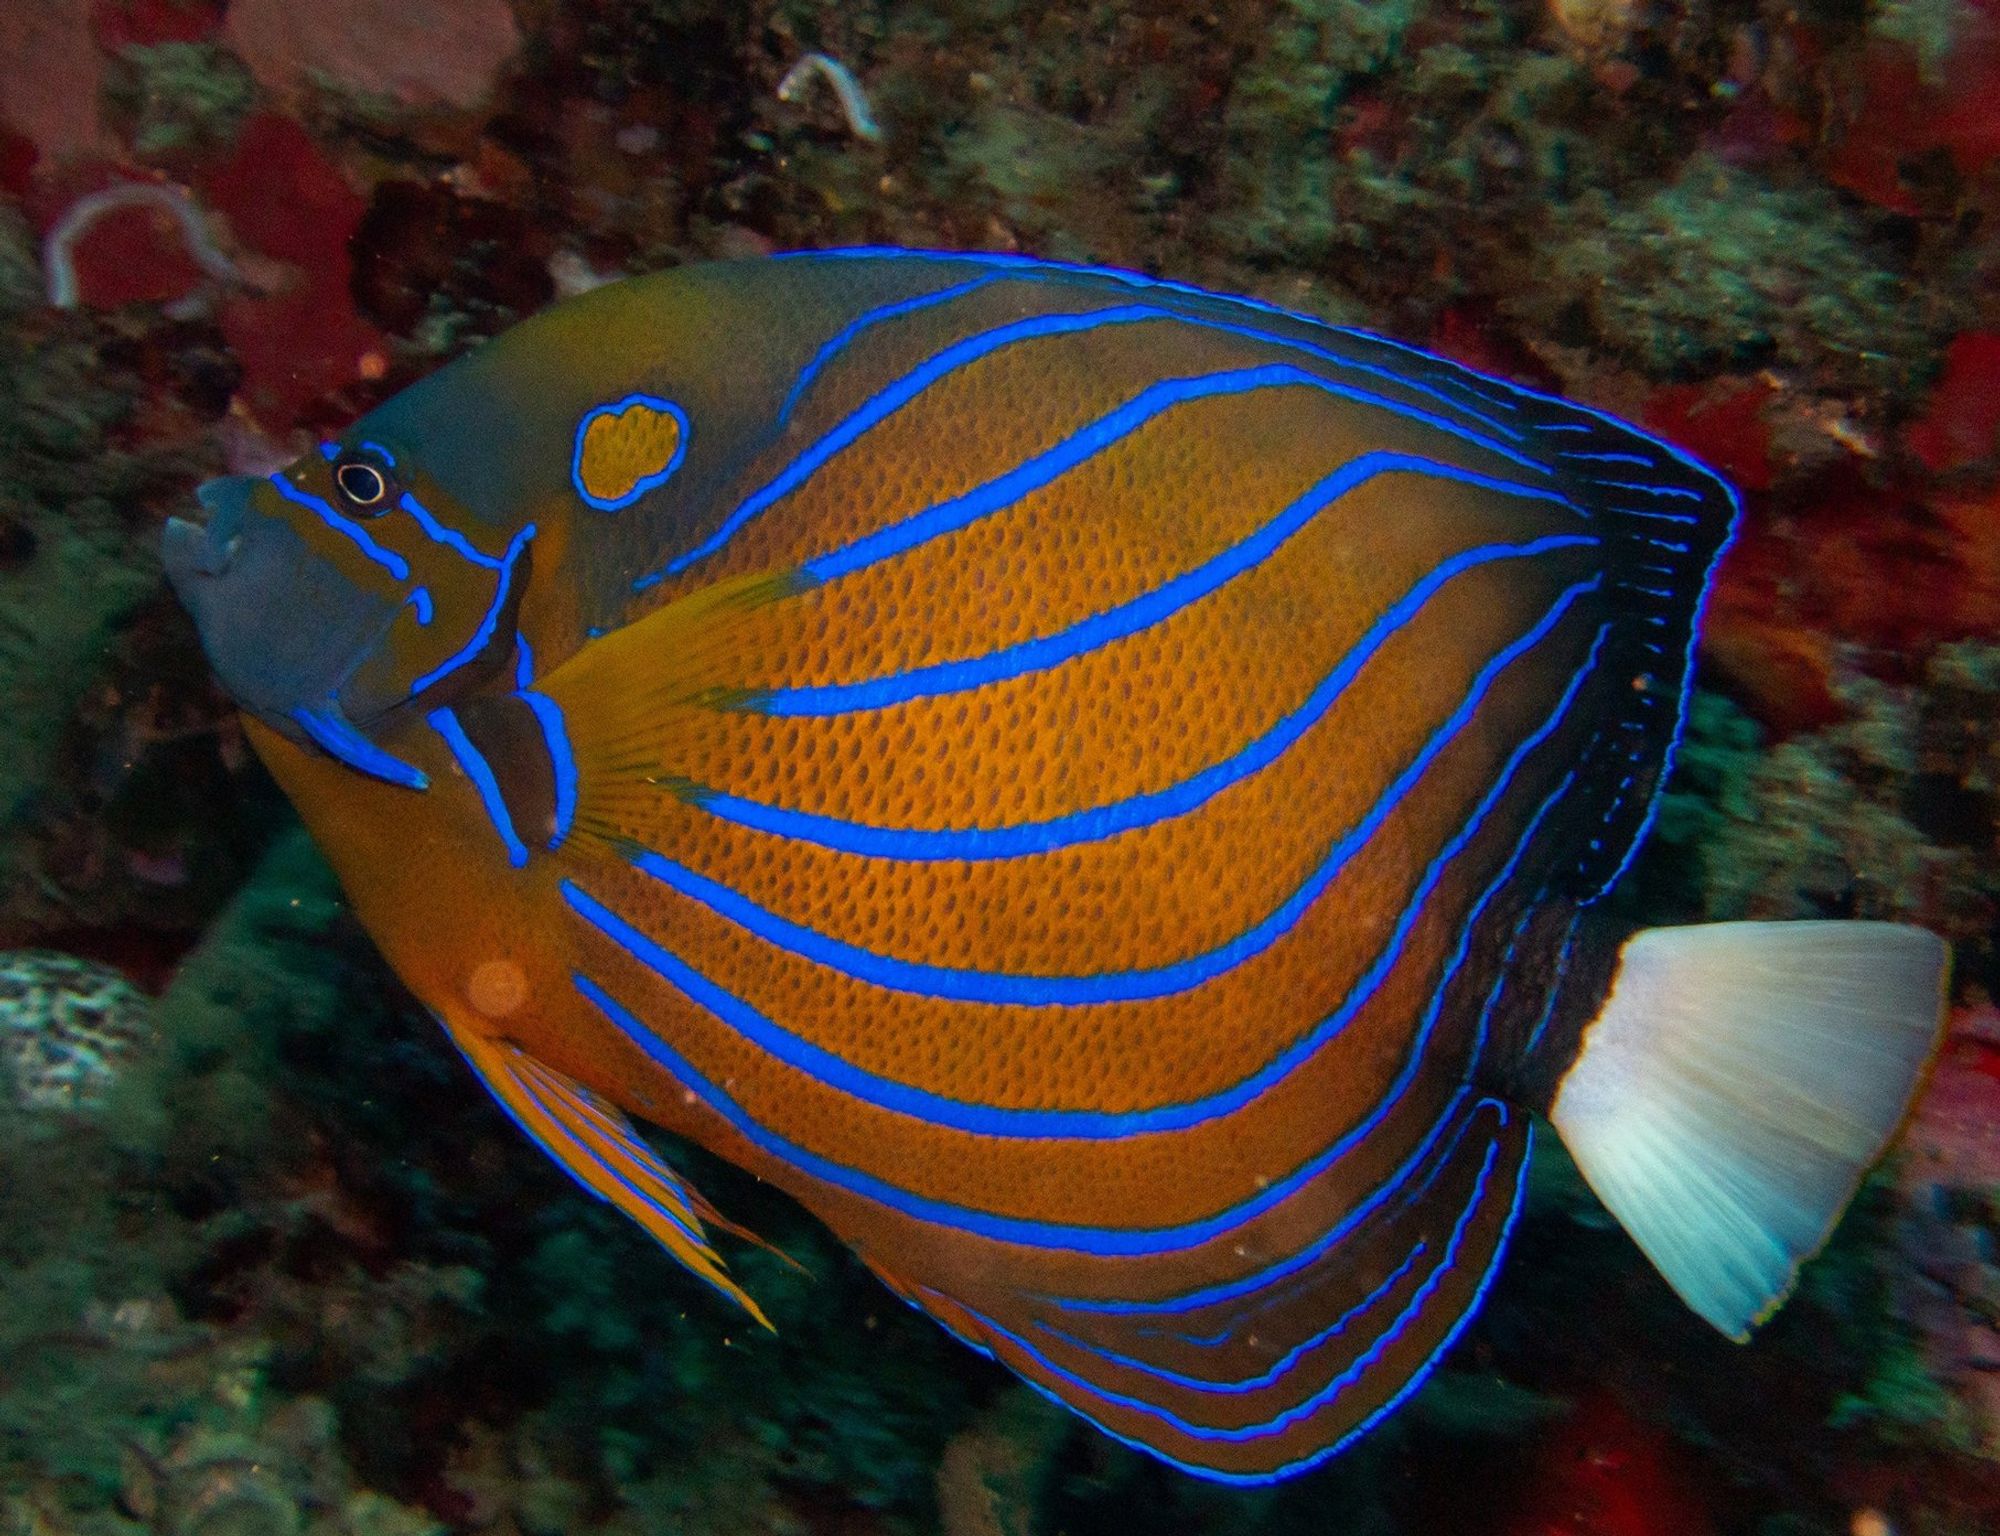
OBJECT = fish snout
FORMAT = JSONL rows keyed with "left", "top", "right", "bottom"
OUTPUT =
{"left": 162, "top": 474, "right": 406, "bottom": 734}
{"left": 162, "top": 477, "right": 254, "bottom": 595}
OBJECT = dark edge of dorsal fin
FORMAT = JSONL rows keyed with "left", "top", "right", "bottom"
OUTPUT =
{"left": 1445, "top": 373, "right": 1743, "bottom": 908}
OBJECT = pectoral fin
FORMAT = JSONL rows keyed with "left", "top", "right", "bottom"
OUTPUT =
{"left": 535, "top": 569, "right": 807, "bottom": 848}
{"left": 440, "top": 1013, "right": 773, "bottom": 1329}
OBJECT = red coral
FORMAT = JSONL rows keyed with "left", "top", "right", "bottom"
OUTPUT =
{"left": 89, "top": 0, "right": 224, "bottom": 50}
{"left": 1642, "top": 377, "right": 1779, "bottom": 492}
{"left": 1501, "top": 1394, "right": 1714, "bottom": 1536}
{"left": 202, "top": 113, "right": 364, "bottom": 276}
{"left": 196, "top": 114, "right": 387, "bottom": 429}
{"left": 1702, "top": 516, "right": 1844, "bottom": 734}
{"left": 1822, "top": 19, "right": 2000, "bottom": 212}
{"left": 1904, "top": 332, "right": 2000, "bottom": 476}
{"left": 1704, "top": 472, "right": 2000, "bottom": 731}
{"left": 0, "top": 124, "right": 37, "bottom": 199}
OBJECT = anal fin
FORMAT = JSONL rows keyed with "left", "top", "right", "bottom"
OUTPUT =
{"left": 440, "top": 1014, "right": 774, "bottom": 1329}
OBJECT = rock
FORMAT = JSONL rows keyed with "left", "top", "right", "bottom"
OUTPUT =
{"left": 224, "top": 0, "right": 522, "bottom": 113}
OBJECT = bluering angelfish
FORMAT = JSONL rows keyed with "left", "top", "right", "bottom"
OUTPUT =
{"left": 162, "top": 251, "right": 1948, "bottom": 1483}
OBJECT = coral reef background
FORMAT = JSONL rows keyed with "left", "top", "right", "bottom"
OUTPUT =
{"left": 2, "top": 1, "right": 1999, "bottom": 1533}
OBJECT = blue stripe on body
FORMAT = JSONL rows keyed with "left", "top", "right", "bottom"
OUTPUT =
{"left": 800, "top": 367, "right": 1555, "bottom": 589}
{"left": 706, "top": 535, "right": 1598, "bottom": 861}
{"left": 576, "top": 728, "right": 1576, "bottom": 1280}
{"left": 1556, "top": 450, "right": 1652, "bottom": 467}
{"left": 1522, "top": 908, "right": 1585, "bottom": 1057}
{"left": 1603, "top": 504, "right": 1701, "bottom": 527}
{"left": 1059, "top": 880, "right": 1540, "bottom": 1326}
{"left": 922, "top": 1122, "right": 1525, "bottom": 1470}
{"left": 292, "top": 705, "right": 428, "bottom": 790}
{"left": 514, "top": 633, "right": 533, "bottom": 689}
{"left": 762, "top": 470, "right": 1585, "bottom": 720}
{"left": 427, "top": 706, "right": 529, "bottom": 868}
{"left": 1587, "top": 480, "right": 1742, "bottom": 902}
{"left": 406, "top": 588, "right": 434, "bottom": 626}
{"left": 1586, "top": 478, "right": 1706, "bottom": 502}
{"left": 1033, "top": 1242, "right": 1428, "bottom": 1396}
{"left": 409, "top": 523, "right": 536, "bottom": 697}
{"left": 641, "top": 303, "right": 1548, "bottom": 590}
{"left": 774, "top": 248, "right": 1554, "bottom": 434}
{"left": 268, "top": 475, "right": 410, "bottom": 580}
{"left": 518, "top": 689, "right": 579, "bottom": 846}
{"left": 623, "top": 580, "right": 1602, "bottom": 1006}
{"left": 563, "top": 724, "right": 1586, "bottom": 1265}
{"left": 399, "top": 492, "right": 503, "bottom": 569}
{"left": 778, "top": 274, "right": 1002, "bottom": 425}
{"left": 1016, "top": 1136, "right": 1528, "bottom": 1488}
{"left": 566, "top": 614, "right": 1599, "bottom": 1153}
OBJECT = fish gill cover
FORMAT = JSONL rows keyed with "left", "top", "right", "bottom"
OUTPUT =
{"left": 0, "top": 0, "right": 1996, "bottom": 1533}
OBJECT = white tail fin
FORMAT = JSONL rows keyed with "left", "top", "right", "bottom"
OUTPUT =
{"left": 1549, "top": 920, "right": 1948, "bottom": 1340}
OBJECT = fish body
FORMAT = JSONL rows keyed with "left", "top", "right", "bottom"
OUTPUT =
{"left": 163, "top": 251, "right": 1948, "bottom": 1483}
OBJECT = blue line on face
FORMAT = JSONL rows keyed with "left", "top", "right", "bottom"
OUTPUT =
{"left": 702, "top": 537, "right": 1599, "bottom": 863}
{"left": 639, "top": 304, "right": 1545, "bottom": 591}
{"left": 514, "top": 633, "right": 534, "bottom": 690}
{"left": 518, "top": 689, "right": 578, "bottom": 847}
{"left": 268, "top": 475, "right": 411, "bottom": 581}
{"left": 399, "top": 492, "right": 503, "bottom": 569}
{"left": 760, "top": 462, "right": 1585, "bottom": 718}
{"left": 409, "top": 523, "right": 536, "bottom": 698}
{"left": 406, "top": 588, "right": 435, "bottom": 625}
{"left": 572, "top": 394, "right": 691, "bottom": 512}
{"left": 291, "top": 705, "right": 428, "bottom": 790}
{"left": 798, "top": 374, "right": 1566, "bottom": 591}
{"left": 427, "top": 706, "right": 529, "bottom": 868}
{"left": 622, "top": 581, "right": 1602, "bottom": 1006}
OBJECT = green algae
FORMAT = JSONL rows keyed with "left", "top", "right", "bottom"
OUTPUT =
{"left": 0, "top": 208, "right": 212, "bottom": 935}
{"left": 1218, "top": 0, "right": 1421, "bottom": 264}
{"left": 1655, "top": 652, "right": 2000, "bottom": 945}
{"left": 1533, "top": 155, "right": 1942, "bottom": 388}
{"left": 107, "top": 43, "right": 256, "bottom": 157}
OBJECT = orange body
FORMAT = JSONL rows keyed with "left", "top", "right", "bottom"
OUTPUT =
{"left": 174, "top": 253, "right": 1735, "bottom": 1480}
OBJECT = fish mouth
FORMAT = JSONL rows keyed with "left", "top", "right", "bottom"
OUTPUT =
{"left": 163, "top": 476, "right": 422, "bottom": 786}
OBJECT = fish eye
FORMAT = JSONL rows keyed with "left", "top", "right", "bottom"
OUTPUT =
{"left": 332, "top": 454, "right": 395, "bottom": 514}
